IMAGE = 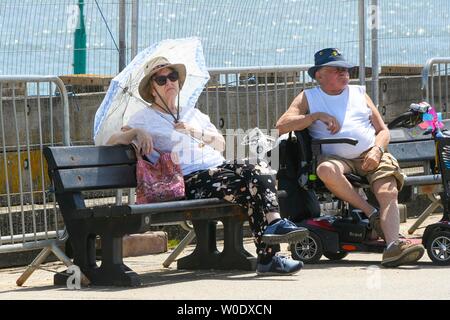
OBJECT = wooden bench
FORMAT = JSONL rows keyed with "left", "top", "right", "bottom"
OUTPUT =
{"left": 44, "top": 144, "right": 257, "bottom": 287}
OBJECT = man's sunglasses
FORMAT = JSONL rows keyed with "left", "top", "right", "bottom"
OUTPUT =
{"left": 152, "top": 71, "right": 179, "bottom": 86}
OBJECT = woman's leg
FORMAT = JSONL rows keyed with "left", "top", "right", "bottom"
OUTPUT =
{"left": 184, "top": 160, "right": 280, "bottom": 258}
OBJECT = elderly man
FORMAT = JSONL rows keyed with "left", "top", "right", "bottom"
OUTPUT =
{"left": 276, "top": 48, "right": 424, "bottom": 267}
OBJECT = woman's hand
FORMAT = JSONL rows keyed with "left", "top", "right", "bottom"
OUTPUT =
{"left": 313, "top": 112, "right": 340, "bottom": 134}
{"left": 361, "top": 147, "right": 382, "bottom": 171}
{"left": 174, "top": 121, "right": 196, "bottom": 136}
{"left": 121, "top": 126, "right": 153, "bottom": 155}
{"left": 174, "top": 121, "right": 226, "bottom": 152}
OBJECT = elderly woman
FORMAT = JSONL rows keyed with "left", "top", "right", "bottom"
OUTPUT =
{"left": 107, "top": 56, "right": 307, "bottom": 275}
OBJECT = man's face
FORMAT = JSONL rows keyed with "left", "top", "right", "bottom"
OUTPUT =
{"left": 316, "top": 66, "right": 350, "bottom": 90}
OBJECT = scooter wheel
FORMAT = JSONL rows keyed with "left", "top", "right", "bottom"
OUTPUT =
{"left": 290, "top": 231, "right": 323, "bottom": 264}
{"left": 323, "top": 251, "right": 348, "bottom": 261}
{"left": 427, "top": 230, "right": 450, "bottom": 265}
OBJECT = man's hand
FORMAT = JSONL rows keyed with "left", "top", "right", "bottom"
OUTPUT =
{"left": 314, "top": 112, "right": 341, "bottom": 134}
{"left": 361, "top": 147, "right": 383, "bottom": 171}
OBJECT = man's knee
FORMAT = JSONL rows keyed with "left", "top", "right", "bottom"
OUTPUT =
{"left": 373, "top": 178, "right": 399, "bottom": 203}
{"left": 317, "top": 162, "right": 344, "bottom": 182}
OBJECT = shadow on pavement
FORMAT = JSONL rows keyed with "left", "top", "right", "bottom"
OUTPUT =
{"left": 0, "top": 267, "right": 301, "bottom": 293}
{"left": 302, "top": 259, "right": 447, "bottom": 270}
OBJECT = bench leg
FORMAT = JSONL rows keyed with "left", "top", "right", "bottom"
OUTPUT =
{"left": 177, "top": 217, "right": 257, "bottom": 271}
{"left": 218, "top": 216, "right": 257, "bottom": 271}
{"left": 54, "top": 232, "right": 97, "bottom": 286}
{"left": 91, "top": 235, "right": 142, "bottom": 287}
{"left": 56, "top": 232, "right": 141, "bottom": 287}
{"left": 64, "top": 233, "right": 97, "bottom": 273}
{"left": 177, "top": 220, "right": 221, "bottom": 270}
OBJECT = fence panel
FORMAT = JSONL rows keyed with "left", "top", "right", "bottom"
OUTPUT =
{"left": 197, "top": 65, "right": 313, "bottom": 161}
{"left": 0, "top": 76, "right": 70, "bottom": 254}
{"left": 421, "top": 58, "right": 450, "bottom": 118}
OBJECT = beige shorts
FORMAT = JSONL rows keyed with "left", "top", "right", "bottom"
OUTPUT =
{"left": 318, "top": 151, "right": 405, "bottom": 191}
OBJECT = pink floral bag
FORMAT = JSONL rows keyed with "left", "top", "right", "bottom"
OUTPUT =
{"left": 133, "top": 145, "right": 185, "bottom": 204}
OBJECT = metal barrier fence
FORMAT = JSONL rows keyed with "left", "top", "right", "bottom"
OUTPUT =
{"left": 202, "top": 65, "right": 313, "bottom": 131}
{"left": 194, "top": 65, "right": 315, "bottom": 164}
{"left": 0, "top": 76, "right": 79, "bottom": 285}
{"left": 422, "top": 58, "right": 450, "bottom": 117}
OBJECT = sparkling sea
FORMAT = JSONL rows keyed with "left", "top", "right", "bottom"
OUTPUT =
{"left": 1, "top": 0, "right": 450, "bottom": 76}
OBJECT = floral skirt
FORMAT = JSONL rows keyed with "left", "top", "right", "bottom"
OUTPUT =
{"left": 184, "top": 160, "right": 280, "bottom": 257}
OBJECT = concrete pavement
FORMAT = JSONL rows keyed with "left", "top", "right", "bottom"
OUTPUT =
{"left": 0, "top": 214, "right": 449, "bottom": 300}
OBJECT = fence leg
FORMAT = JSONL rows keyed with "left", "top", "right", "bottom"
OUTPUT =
{"left": 408, "top": 193, "right": 442, "bottom": 235}
{"left": 16, "top": 242, "right": 90, "bottom": 287}
{"left": 16, "top": 247, "right": 52, "bottom": 286}
{"left": 163, "top": 230, "right": 196, "bottom": 268}
{"left": 50, "top": 242, "right": 90, "bottom": 286}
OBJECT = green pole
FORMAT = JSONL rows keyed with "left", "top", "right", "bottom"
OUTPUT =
{"left": 73, "top": 0, "right": 87, "bottom": 74}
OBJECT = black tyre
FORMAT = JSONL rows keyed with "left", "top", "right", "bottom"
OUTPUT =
{"left": 323, "top": 251, "right": 348, "bottom": 261}
{"left": 426, "top": 231, "right": 450, "bottom": 265}
{"left": 290, "top": 231, "right": 323, "bottom": 264}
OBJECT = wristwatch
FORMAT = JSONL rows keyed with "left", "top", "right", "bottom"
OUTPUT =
{"left": 374, "top": 145, "right": 385, "bottom": 154}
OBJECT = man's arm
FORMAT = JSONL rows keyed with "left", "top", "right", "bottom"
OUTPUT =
{"left": 367, "top": 94, "right": 390, "bottom": 149}
{"left": 276, "top": 92, "right": 315, "bottom": 135}
{"left": 361, "top": 94, "right": 389, "bottom": 171}
{"left": 276, "top": 91, "right": 340, "bottom": 135}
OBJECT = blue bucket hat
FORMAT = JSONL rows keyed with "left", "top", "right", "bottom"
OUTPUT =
{"left": 308, "top": 48, "right": 355, "bottom": 79}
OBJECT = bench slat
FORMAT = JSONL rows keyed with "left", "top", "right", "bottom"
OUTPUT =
{"left": 129, "top": 198, "right": 233, "bottom": 214}
{"left": 75, "top": 205, "right": 133, "bottom": 219}
{"left": 44, "top": 145, "right": 136, "bottom": 170}
{"left": 388, "top": 139, "right": 435, "bottom": 162}
{"left": 54, "top": 165, "right": 137, "bottom": 192}
{"left": 404, "top": 174, "right": 442, "bottom": 186}
{"left": 149, "top": 205, "right": 244, "bottom": 225}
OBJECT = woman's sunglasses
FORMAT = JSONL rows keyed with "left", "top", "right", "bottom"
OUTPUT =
{"left": 152, "top": 71, "right": 179, "bottom": 86}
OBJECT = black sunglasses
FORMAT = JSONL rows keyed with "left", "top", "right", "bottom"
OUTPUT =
{"left": 152, "top": 71, "right": 179, "bottom": 86}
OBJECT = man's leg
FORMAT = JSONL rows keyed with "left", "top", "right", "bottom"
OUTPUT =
{"left": 371, "top": 176, "right": 425, "bottom": 267}
{"left": 317, "top": 160, "right": 374, "bottom": 216}
{"left": 371, "top": 176, "right": 400, "bottom": 245}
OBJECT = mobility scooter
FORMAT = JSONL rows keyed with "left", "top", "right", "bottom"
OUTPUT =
{"left": 277, "top": 102, "right": 450, "bottom": 265}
